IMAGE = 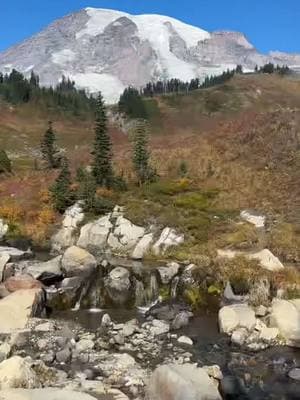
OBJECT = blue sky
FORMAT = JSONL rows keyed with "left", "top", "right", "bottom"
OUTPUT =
{"left": 1, "top": 0, "right": 299, "bottom": 53}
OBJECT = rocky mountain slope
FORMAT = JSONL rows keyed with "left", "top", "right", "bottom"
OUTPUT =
{"left": 1, "top": 7, "right": 300, "bottom": 102}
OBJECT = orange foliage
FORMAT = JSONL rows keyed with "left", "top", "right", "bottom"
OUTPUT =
{"left": 0, "top": 202, "right": 24, "bottom": 224}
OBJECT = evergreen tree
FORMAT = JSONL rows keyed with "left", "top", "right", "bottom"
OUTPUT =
{"left": 92, "top": 93, "right": 113, "bottom": 187}
{"left": 41, "top": 121, "right": 60, "bottom": 169}
{"left": 50, "top": 156, "right": 72, "bottom": 213}
{"left": 132, "top": 120, "right": 155, "bottom": 185}
{"left": 0, "top": 150, "right": 12, "bottom": 174}
{"left": 76, "top": 167, "right": 97, "bottom": 211}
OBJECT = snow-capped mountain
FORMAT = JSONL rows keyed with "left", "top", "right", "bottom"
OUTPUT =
{"left": 1, "top": 7, "right": 300, "bottom": 103}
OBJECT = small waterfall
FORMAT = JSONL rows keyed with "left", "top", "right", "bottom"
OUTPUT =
{"left": 171, "top": 276, "right": 180, "bottom": 299}
{"left": 72, "top": 288, "right": 85, "bottom": 311}
{"left": 135, "top": 280, "right": 146, "bottom": 307}
{"left": 149, "top": 272, "right": 159, "bottom": 303}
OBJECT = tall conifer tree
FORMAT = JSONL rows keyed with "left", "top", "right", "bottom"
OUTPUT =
{"left": 132, "top": 120, "right": 155, "bottom": 185}
{"left": 50, "top": 156, "right": 72, "bottom": 212}
{"left": 41, "top": 121, "right": 60, "bottom": 169}
{"left": 92, "top": 93, "right": 113, "bottom": 187}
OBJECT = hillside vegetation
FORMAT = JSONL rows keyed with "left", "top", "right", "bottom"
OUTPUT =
{"left": 0, "top": 73, "right": 299, "bottom": 267}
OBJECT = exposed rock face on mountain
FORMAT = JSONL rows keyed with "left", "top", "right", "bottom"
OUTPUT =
{"left": 0, "top": 7, "right": 300, "bottom": 103}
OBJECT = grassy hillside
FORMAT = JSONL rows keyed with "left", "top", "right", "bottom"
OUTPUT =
{"left": 0, "top": 74, "right": 299, "bottom": 266}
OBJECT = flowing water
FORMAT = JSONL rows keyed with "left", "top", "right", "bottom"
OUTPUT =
{"left": 48, "top": 256, "right": 300, "bottom": 400}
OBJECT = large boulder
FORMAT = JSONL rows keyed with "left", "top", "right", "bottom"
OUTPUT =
{"left": 61, "top": 246, "right": 97, "bottom": 278}
{"left": 104, "top": 267, "right": 131, "bottom": 306}
{"left": 132, "top": 233, "right": 154, "bottom": 260}
{"left": 218, "top": 304, "right": 256, "bottom": 334}
{"left": 0, "top": 356, "right": 40, "bottom": 389}
{"left": 0, "top": 252, "right": 10, "bottom": 282}
{"left": 62, "top": 202, "right": 85, "bottom": 229}
{"left": 217, "top": 248, "right": 284, "bottom": 272}
{"left": 51, "top": 202, "right": 85, "bottom": 253}
{"left": 26, "top": 256, "right": 63, "bottom": 284}
{"left": 0, "top": 219, "right": 8, "bottom": 240}
{"left": 0, "top": 246, "right": 31, "bottom": 261}
{"left": 248, "top": 249, "right": 284, "bottom": 271}
{"left": 0, "top": 289, "right": 44, "bottom": 334}
{"left": 0, "top": 389, "right": 98, "bottom": 400}
{"left": 153, "top": 228, "right": 184, "bottom": 255}
{"left": 107, "top": 216, "right": 145, "bottom": 251}
{"left": 4, "top": 275, "right": 43, "bottom": 292}
{"left": 269, "top": 299, "right": 300, "bottom": 347}
{"left": 147, "top": 363, "right": 222, "bottom": 400}
{"left": 77, "top": 215, "right": 112, "bottom": 252}
{"left": 158, "top": 262, "right": 180, "bottom": 284}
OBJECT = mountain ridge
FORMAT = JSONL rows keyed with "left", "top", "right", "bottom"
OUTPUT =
{"left": 1, "top": 7, "right": 300, "bottom": 103}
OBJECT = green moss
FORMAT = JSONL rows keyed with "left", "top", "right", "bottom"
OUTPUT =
{"left": 207, "top": 284, "right": 222, "bottom": 295}
{"left": 159, "top": 286, "right": 171, "bottom": 301}
{"left": 183, "top": 286, "right": 206, "bottom": 309}
{"left": 174, "top": 193, "right": 210, "bottom": 210}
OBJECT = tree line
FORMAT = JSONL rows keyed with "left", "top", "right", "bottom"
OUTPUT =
{"left": 0, "top": 69, "right": 96, "bottom": 116}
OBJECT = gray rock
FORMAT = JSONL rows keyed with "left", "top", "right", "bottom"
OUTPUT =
{"left": 76, "top": 339, "right": 95, "bottom": 352}
{"left": 203, "top": 365, "right": 223, "bottom": 380}
{"left": 51, "top": 202, "right": 85, "bottom": 253}
{"left": 269, "top": 299, "right": 300, "bottom": 347}
{"left": 0, "top": 219, "right": 8, "bottom": 240}
{"left": 35, "top": 321, "right": 56, "bottom": 332}
{"left": 177, "top": 336, "right": 193, "bottom": 346}
{"left": 288, "top": 368, "right": 300, "bottom": 381}
{"left": 104, "top": 267, "right": 131, "bottom": 306}
{"left": 0, "top": 389, "right": 99, "bottom": 400}
{"left": 0, "top": 343, "right": 11, "bottom": 361}
{"left": 0, "top": 356, "right": 40, "bottom": 389}
{"left": 26, "top": 256, "right": 63, "bottom": 283}
{"left": 0, "top": 289, "right": 45, "bottom": 334}
{"left": 231, "top": 328, "right": 248, "bottom": 346}
{"left": 218, "top": 304, "right": 256, "bottom": 334}
{"left": 101, "top": 313, "right": 112, "bottom": 328}
{"left": 153, "top": 228, "right": 184, "bottom": 255}
{"left": 77, "top": 215, "right": 112, "bottom": 252}
{"left": 150, "top": 319, "right": 170, "bottom": 336}
{"left": 158, "top": 262, "right": 180, "bottom": 284}
{"left": 0, "top": 252, "right": 10, "bottom": 282}
{"left": 56, "top": 347, "right": 72, "bottom": 363}
{"left": 171, "top": 311, "right": 193, "bottom": 330}
{"left": 107, "top": 216, "right": 145, "bottom": 251}
{"left": 61, "top": 246, "right": 97, "bottom": 278}
{"left": 41, "top": 352, "right": 55, "bottom": 364}
{"left": 255, "top": 305, "right": 268, "bottom": 317}
{"left": 0, "top": 246, "right": 31, "bottom": 261}
{"left": 132, "top": 233, "right": 154, "bottom": 260}
{"left": 147, "top": 363, "right": 222, "bottom": 400}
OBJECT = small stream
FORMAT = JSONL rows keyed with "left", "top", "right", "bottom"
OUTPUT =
{"left": 52, "top": 305, "right": 300, "bottom": 400}
{"left": 7, "top": 246, "right": 300, "bottom": 400}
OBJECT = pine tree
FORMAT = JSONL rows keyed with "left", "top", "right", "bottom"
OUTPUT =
{"left": 132, "top": 120, "right": 155, "bottom": 185}
{"left": 41, "top": 121, "right": 60, "bottom": 169}
{"left": 76, "top": 167, "right": 97, "bottom": 211}
{"left": 50, "top": 156, "right": 72, "bottom": 213}
{"left": 92, "top": 93, "right": 113, "bottom": 187}
{"left": 0, "top": 150, "right": 12, "bottom": 174}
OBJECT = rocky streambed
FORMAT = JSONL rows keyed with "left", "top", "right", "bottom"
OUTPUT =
{"left": 0, "top": 205, "right": 299, "bottom": 400}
